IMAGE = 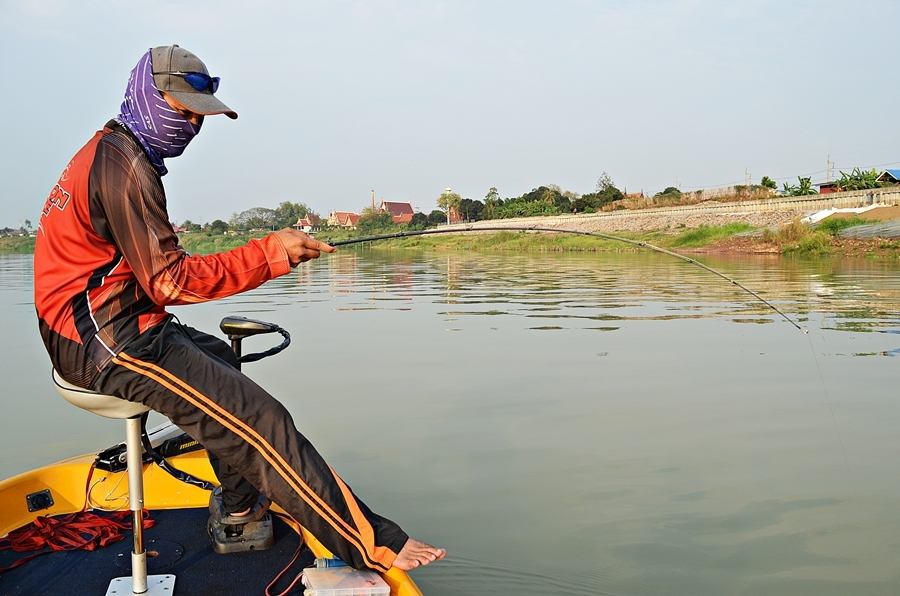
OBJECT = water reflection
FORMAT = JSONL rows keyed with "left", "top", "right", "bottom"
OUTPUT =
{"left": 314, "top": 249, "right": 899, "bottom": 337}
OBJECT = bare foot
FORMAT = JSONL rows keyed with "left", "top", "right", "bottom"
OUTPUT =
{"left": 392, "top": 538, "right": 446, "bottom": 570}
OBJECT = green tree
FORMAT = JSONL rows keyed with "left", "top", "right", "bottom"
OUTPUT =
{"left": 357, "top": 207, "right": 394, "bottom": 233}
{"left": 760, "top": 176, "right": 777, "bottom": 190}
{"left": 525, "top": 186, "right": 557, "bottom": 206}
{"left": 575, "top": 173, "right": 623, "bottom": 210}
{"left": 572, "top": 196, "right": 591, "bottom": 212}
{"left": 836, "top": 167, "right": 880, "bottom": 191}
{"left": 483, "top": 187, "right": 500, "bottom": 220}
{"left": 437, "top": 189, "right": 462, "bottom": 224}
{"left": 207, "top": 219, "right": 229, "bottom": 234}
{"left": 409, "top": 212, "right": 429, "bottom": 229}
{"left": 495, "top": 199, "right": 558, "bottom": 218}
{"left": 595, "top": 172, "right": 617, "bottom": 194}
{"left": 230, "top": 207, "right": 277, "bottom": 230}
{"left": 795, "top": 177, "right": 817, "bottom": 196}
{"left": 273, "top": 201, "right": 314, "bottom": 229}
{"left": 181, "top": 219, "right": 202, "bottom": 232}
{"left": 655, "top": 186, "right": 682, "bottom": 198}
{"left": 579, "top": 191, "right": 619, "bottom": 210}
{"left": 783, "top": 177, "right": 817, "bottom": 196}
{"left": 519, "top": 186, "right": 569, "bottom": 211}
{"left": 458, "top": 198, "right": 485, "bottom": 221}
{"left": 427, "top": 210, "right": 446, "bottom": 226}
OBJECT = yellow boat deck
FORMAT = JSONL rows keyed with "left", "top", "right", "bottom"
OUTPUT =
{"left": 0, "top": 443, "right": 421, "bottom": 595}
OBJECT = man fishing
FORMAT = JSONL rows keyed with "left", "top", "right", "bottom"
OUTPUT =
{"left": 33, "top": 44, "right": 445, "bottom": 572}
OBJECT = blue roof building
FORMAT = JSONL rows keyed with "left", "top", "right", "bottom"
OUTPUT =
{"left": 876, "top": 169, "right": 900, "bottom": 183}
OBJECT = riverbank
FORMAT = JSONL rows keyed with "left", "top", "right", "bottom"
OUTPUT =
{"left": 0, "top": 233, "right": 269, "bottom": 256}
{"left": 3, "top": 220, "right": 897, "bottom": 258}
{"left": 367, "top": 224, "right": 898, "bottom": 258}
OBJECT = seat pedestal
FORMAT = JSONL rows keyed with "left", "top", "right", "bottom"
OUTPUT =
{"left": 52, "top": 370, "right": 178, "bottom": 595}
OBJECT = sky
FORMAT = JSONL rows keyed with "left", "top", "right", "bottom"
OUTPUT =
{"left": 1, "top": 0, "right": 898, "bottom": 227}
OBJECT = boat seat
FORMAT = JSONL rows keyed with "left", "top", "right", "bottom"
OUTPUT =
{"left": 51, "top": 368, "right": 174, "bottom": 595}
{"left": 52, "top": 369, "right": 149, "bottom": 419}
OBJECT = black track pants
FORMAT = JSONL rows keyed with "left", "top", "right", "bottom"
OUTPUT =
{"left": 174, "top": 326, "right": 261, "bottom": 515}
{"left": 93, "top": 320, "right": 408, "bottom": 571}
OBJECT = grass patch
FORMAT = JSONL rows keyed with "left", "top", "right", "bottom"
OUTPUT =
{"left": 0, "top": 232, "right": 268, "bottom": 255}
{"left": 775, "top": 219, "right": 831, "bottom": 255}
{"left": 816, "top": 216, "right": 868, "bottom": 235}
{"left": 179, "top": 232, "right": 268, "bottom": 254}
{"left": 775, "top": 219, "right": 807, "bottom": 243}
{"left": 369, "top": 230, "right": 657, "bottom": 252}
{"left": 669, "top": 223, "right": 754, "bottom": 247}
{"left": 0, "top": 235, "right": 35, "bottom": 253}
{"left": 783, "top": 232, "right": 832, "bottom": 254}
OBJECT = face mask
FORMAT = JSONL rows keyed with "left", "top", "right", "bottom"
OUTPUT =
{"left": 116, "top": 50, "right": 202, "bottom": 177}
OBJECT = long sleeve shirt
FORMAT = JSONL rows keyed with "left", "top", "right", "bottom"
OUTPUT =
{"left": 35, "top": 120, "right": 291, "bottom": 388}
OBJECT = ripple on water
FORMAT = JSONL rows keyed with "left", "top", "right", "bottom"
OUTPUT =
{"left": 420, "top": 556, "right": 618, "bottom": 596}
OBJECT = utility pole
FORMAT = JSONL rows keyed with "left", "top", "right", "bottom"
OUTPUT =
{"left": 826, "top": 155, "right": 834, "bottom": 182}
{"left": 444, "top": 187, "right": 452, "bottom": 225}
{"left": 371, "top": 189, "right": 375, "bottom": 210}
{"left": 745, "top": 168, "right": 751, "bottom": 187}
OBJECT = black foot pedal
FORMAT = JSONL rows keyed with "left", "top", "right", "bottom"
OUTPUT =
{"left": 208, "top": 515, "right": 274, "bottom": 554}
{"left": 208, "top": 486, "right": 274, "bottom": 554}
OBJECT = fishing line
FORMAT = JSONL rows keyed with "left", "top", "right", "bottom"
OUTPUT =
{"left": 324, "top": 223, "right": 850, "bottom": 469}
{"left": 804, "top": 329, "right": 850, "bottom": 470}
{"left": 325, "top": 224, "right": 806, "bottom": 332}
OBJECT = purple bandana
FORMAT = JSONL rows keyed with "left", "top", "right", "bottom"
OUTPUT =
{"left": 116, "top": 50, "right": 201, "bottom": 177}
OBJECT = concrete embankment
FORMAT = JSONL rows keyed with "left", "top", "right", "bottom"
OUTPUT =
{"left": 443, "top": 189, "right": 900, "bottom": 234}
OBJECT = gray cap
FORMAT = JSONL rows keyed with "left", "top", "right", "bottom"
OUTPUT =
{"left": 151, "top": 45, "right": 237, "bottom": 119}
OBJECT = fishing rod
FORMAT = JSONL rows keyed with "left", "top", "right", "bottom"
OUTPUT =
{"left": 323, "top": 224, "right": 806, "bottom": 333}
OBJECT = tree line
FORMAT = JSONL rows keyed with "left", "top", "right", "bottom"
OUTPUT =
{"left": 168, "top": 166, "right": 894, "bottom": 236}
{"left": 176, "top": 201, "right": 320, "bottom": 234}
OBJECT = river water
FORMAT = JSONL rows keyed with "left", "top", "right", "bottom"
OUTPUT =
{"left": 1, "top": 250, "right": 898, "bottom": 595}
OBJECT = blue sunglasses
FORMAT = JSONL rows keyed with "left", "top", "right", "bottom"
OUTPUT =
{"left": 157, "top": 71, "right": 220, "bottom": 94}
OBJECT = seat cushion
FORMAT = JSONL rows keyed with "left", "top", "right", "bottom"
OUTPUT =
{"left": 52, "top": 369, "right": 150, "bottom": 419}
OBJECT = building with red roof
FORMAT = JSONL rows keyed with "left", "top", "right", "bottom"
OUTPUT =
{"left": 328, "top": 211, "right": 361, "bottom": 228}
{"left": 378, "top": 200, "right": 415, "bottom": 224}
{"left": 294, "top": 217, "right": 314, "bottom": 233}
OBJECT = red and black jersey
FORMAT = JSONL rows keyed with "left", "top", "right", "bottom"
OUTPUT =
{"left": 35, "top": 120, "right": 291, "bottom": 388}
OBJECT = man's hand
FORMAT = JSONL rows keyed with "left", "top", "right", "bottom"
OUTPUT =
{"left": 274, "top": 229, "right": 336, "bottom": 267}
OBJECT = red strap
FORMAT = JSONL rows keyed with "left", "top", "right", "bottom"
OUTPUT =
{"left": 265, "top": 541, "right": 305, "bottom": 596}
{"left": 265, "top": 512, "right": 306, "bottom": 596}
{"left": 0, "top": 509, "right": 154, "bottom": 574}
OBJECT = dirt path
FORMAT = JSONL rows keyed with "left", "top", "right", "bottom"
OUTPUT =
{"left": 826, "top": 205, "right": 900, "bottom": 221}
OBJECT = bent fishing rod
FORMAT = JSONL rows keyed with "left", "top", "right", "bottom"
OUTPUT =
{"left": 323, "top": 224, "right": 805, "bottom": 333}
